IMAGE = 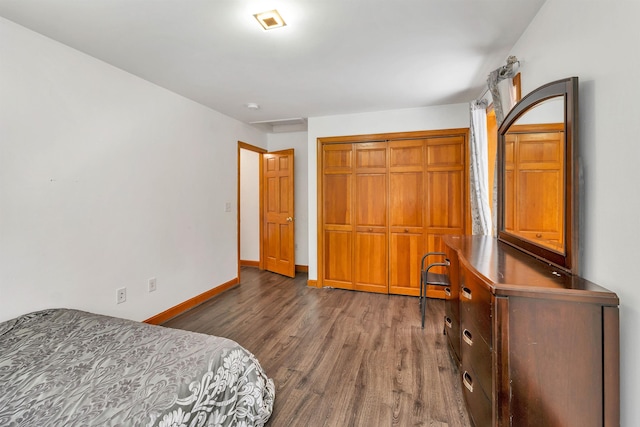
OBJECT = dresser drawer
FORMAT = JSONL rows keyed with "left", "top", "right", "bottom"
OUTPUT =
{"left": 444, "top": 285, "right": 460, "bottom": 318}
{"left": 444, "top": 313, "right": 461, "bottom": 362}
{"left": 461, "top": 365, "right": 492, "bottom": 427}
{"left": 460, "top": 267, "right": 492, "bottom": 342}
{"left": 444, "top": 311, "right": 459, "bottom": 339}
{"left": 460, "top": 320, "right": 492, "bottom": 398}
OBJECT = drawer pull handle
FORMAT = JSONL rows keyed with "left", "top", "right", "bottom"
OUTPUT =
{"left": 445, "top": 316, "right": 452, "bottom": 328}
{"left": 461, "top": 287, "right": 472, "bottom": 300}
{"left": 463, "top": 329, "right": 473, "bottom": 346}
{"left": 463, "top": 371, "right": 474, "bottom": 393}
{"left": 444, "top": 287, "right": 451, "bottom": 297}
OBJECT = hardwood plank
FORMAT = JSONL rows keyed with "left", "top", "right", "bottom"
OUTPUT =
{"left": 163, "top": 267, "right": 471, "bottom": 427}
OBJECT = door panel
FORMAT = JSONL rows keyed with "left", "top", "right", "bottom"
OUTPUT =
{"left": 263, "top": 149, "right": 295, "bottom": 277}
{"left": 389, "top": 232, "right": 424, "bottom": 296}
{"left": 426, "top": 170, "right": 464, "bottom": 229}
{"left": 355, "top": 231, "right": 388, "bottom": 293}
{"left": 356, "top": 143, "right": 387, "bottom": 170}
{"left": 390, "top": 172, "right": 424, "bottom": 227}
{"left": 426, "top": 137, "right": 464, "bottom": 168}
{"left": 356, "top": 174, "right": 387, "bottom": 227}
{"left": 390, "top": 142, "right": 423, "bottom": 168}
{"left": 323, "top": 144, "right": 353, "bottom": 171}
{"left": 324, "top": 174, "right": 352, "bottom": 226}
{"left": 324, "top": 230, "right": 353, "bottom": 289}
{"left": 279, "top": 176, "right": 290, "bottom": 214}
{"left": 265, "top": 222, "right": 278, "bottom": 261}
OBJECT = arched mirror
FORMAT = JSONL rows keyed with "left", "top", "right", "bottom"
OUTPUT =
{"left": 497, "top": 77, "right": 579, "bottom": 273}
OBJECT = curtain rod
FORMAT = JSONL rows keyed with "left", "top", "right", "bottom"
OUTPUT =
{"left": 478, "top": 86, "right": 490, "bottom": 101}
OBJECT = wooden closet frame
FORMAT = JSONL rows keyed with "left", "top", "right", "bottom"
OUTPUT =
{"left": 315, "top": 128, "right": 471, "bottom": 290}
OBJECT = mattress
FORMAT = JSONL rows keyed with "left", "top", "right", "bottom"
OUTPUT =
{"left": 0, "top": 308, "right": 274, "bottom": 426}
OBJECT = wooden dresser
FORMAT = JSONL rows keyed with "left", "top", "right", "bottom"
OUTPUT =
{"left": 442, "top": 235, "right": 619, "bottom": 427}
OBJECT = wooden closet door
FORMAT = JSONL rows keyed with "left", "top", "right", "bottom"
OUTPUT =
{"left": 388, "top": 140, "right": 425, "bottom": 296}
{"left": 322, "top": 143, "right": 354, "bottom": 290}
{"left": 425, "top": 136, "right": 466, "bottom": 298}
{"left": 354, "top": 143, "right": 388, "bottom": 293}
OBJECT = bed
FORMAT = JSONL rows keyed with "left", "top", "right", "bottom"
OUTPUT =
{"left": 0, "top": 308, "right": 275, "bottom": 426}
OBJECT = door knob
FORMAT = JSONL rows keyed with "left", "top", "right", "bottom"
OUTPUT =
{"left": 286, "top": 217, "right": 293, "bottom": 222}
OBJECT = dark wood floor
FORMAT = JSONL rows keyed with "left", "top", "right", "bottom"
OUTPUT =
{"left": 163, "top": 267, "right": 471, "bottom": 427}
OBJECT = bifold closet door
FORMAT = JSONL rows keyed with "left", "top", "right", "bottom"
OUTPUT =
{"left": 320, "top": 130, "right": 468, "bottom": 297}
{"left": 322, "top": 143, "right": 354, "bottom": 290}
{"left": 388, "top": 140, "right": 425, "bottom": 296}
{"left": 354, "top": 143, "right": 388, "bottom": 293}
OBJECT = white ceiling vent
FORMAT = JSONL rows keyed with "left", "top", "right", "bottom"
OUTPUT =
{"left": 250, "top": 117, "right": 307, "bottom": 133}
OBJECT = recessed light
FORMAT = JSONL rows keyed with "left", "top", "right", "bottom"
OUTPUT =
{"left": 254, "top": 10, "right": 286, "bottom": 30}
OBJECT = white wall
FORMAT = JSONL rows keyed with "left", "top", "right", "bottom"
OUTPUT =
{"left": 504, "top": 1, "right": 640, "bottom": 423}
{"left": 268, "top": 131, "right": 309, "bottom": 266}
{"left": 0, "top": 17, "right": 267, "bottom": 322}
{"left": 240, "top": 149, "right": 260, "bottom": 262}
{"left": 306, "top": 104, "right": 469, "bottom": 279}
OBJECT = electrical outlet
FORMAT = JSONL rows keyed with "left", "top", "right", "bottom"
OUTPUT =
{"left": 116, "top": 287, "right": 127, "bottom": 304}
{"left": 148, "top": 277, "right": 157, "bottom": 292}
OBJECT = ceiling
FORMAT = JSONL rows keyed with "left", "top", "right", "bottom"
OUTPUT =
{"left": 0, "top": 0, "right": 546, "bottom": 131}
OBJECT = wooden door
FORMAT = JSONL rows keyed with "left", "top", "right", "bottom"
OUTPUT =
{"left": 354, "top": 143, "right": 388, "bottom": 293}
{"left": 263, "top": 149, "right": 295, "bottom": 277}
{"left": 424, "top": 136, "right": 466, "bottom": 298}
{"left": 388, "top": 140, "right": 425, "bottom": 296}
{"left": 322, "top": 144, "right": 354, "bottom": 290}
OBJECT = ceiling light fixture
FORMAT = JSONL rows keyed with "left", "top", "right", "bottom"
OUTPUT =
{"left": 253, "top": 9, "right": 286, "bottom": 30}
{"left": 246, "top": 103, "right": 260, "bottom": 110}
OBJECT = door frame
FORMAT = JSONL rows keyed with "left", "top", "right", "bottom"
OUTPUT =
{"left": 237, "top": 141, "right": 267, "bottom": 281}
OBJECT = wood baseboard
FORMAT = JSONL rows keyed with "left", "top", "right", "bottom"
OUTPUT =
{"left": 296, "top": 265, "right": 309, "bottom": 273}
{"left": 240, "top": 260, "right": 260, "bottom": 268}
{"left": 143, "top": 277, "right": 239, "bottom": 325}
{"left": 307, "top": 279, "right": 318, "bottom": 288}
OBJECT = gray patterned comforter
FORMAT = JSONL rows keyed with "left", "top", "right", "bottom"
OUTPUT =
{"left": 0, "top": 309, "right": 275, "bottom": 426}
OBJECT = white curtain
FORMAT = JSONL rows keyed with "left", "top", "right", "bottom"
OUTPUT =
{"left": 469, "top": 99, "right": 492, "bottom": 235}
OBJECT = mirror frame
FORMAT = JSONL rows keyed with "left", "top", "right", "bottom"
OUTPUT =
{"left": 497, "top": 77, "right": 579, "bottom": 273}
